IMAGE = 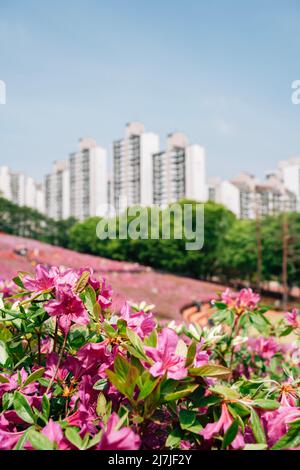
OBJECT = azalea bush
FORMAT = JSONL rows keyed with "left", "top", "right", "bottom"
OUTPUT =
{"left": 0, "top": 266, "right": 300, "bottom": 450}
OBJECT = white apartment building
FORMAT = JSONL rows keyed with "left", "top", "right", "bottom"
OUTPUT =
{"left": 0, "top": 166, "right": 11, "bottom": 200}
{"left": 0, "top": 165, "right": 44, "bottom": 212}
{"left": 35, "top": 183, "right": 45, "bottom": 214}
{"left": 45, "top": 161, "right": 70, "bottom": 220}
{"left": 153, "top": 132, "right": 206, "bottom": 206}
{"left": 208, "top": 171, "right": 297, "bottom": 219}
{"left": 207, "top": 177, "right": 242, "bottom": 216}
{"left": 113, "top": 122, "right": 160, "bottom": 213}
{"left": 278, "top": 157, "right": 300, "bottom": 204}
{"left": 69, "top": 138, "right": 108, "bottom": 220}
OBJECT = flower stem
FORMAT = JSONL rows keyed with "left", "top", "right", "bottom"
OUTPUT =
{"left": 53, "top": 319, "right": 58, "bottom": 353}
{"left": 46, "top": 333, "right": 68, "bottom": 394}
{"left": 37, "top": 331, "right": 41, "bottom": 365}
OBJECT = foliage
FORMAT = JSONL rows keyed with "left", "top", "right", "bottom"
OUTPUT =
{"left": 1, "top": 266, "right": 300, "bottom": 450}
{"left": 0, "top": 197, "right": 77, "bottom": 248}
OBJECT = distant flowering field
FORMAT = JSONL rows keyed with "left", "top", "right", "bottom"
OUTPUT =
{"left": 0, "top": 233, "right": 225, "bottom": 319}
{"left": 0, "top": 265, "right": 300, "bottom": 450}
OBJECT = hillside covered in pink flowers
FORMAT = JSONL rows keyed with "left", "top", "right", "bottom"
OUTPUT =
{"left": 0, "top": 233, "right": 226, "bottom": 320}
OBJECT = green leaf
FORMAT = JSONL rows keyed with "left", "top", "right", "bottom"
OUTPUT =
{"left": 210, "top": 385, "right": 240, "bottom": 400}
{"left": 85, "top": 430, "right": 103, "bottom": 450}
{"left": 125, "top": 343, "right": 149, "bottom": 361}
{"left": 179, "top": 409, "right": 196, "bottom": 430}
{"left": 65, "top": 427, "right": 83, "bottom": 449}
{"left": 13, "top": 276, "right": 25, "bottom": 288}
{"left": 126, "top": 328, "right": 147, "bottom": 360}
{"left": 93, "top": 302, "right": 101, "bottom": 322}
{"left": 0, "top": 340, "right": 9, "bottom": 365}
{"left": 13, "top": 391, "right": 35, "bottom": 424}
{"left": 272, "top": 423, "right": 300, "bottom": 450}
{"left": 228, "top": 402, "right": 250, "bottom": 418}
{"left": 23, "top": 367, "right": 45, "bottom": 388}
{"left": 13, "top": 427, "right": 34, "bottom": 450}
{"left": 189, "top": 364, "right": 231, "bottom": 379}
{"left": 42, "top": 394, "right": 50, "bottom": 420}
{"left": 2, "top": 392, "right": 13, "bottom": 410}
{"left": 175, "top": 339, "right": 188, "bottom": 358}
{"left": 144, "top": 329, "right": 157, "bottom": 347}
{"left": 93, "top": 378, "right": 108, "bottom": 391}
{"left": 222, "top": 419, "right": 239, "bottom": 449}
{"left": 253, "top": 399, "right": 280, "bottom": 410}
{"left": 250, "top": 408, "right": 266, "bottom": 444}
{"left": 243, "top": 443, "right": 267, "bottom": 450}
{"left": 84, "top": 285, "right": 97, "bottom": 315}
{"left": 185, "top": 341, "right": 196, "bottom": 368}
{"left": 114, "top": 354, "right": 130, "bottom": 381}
{"left": 96, "top": 393, "right": 106, "bottom": 417}
{"left": 102, "top": 321, "right": 117, "bottom": 337}
{"left": 214, "top": 301, "right": 227, "bottom": 310}
{"left": 75, "top": 271, "right": 90, "bottom": 293}
{"left": 280, "top": 326, "right": 294, "bottom": 337}
{"left": 105, "top": 369, "right": 126, "bottom": 395}
{"left": 163, "top": 383, "right": 198, "bottom": 402}
{"left": 28, "top": 429, "right": 53, "bottom": 450}
{"left": 0, "top": 374, "right": 9, "bottom": 384}
{"left": 165, "top": 427, "right": 182, "bottom": 448}
{"left": 38, "top": 377, "right": 50, "bottom": 387}
{"left": 138, "top": 373, "right": 160, "bottom": 401}
{"left": 144, "top": 382, "right": 161, "bottom": 417}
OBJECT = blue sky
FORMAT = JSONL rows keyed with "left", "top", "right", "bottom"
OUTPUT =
{"left": 1, "top": 0, "right": 300, "bottom": 181}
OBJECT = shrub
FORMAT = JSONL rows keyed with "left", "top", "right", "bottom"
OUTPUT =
{"left": 0, "top": 267, "right": 300, "bottom": 450}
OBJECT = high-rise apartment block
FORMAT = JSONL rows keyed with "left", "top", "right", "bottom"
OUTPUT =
{"left": 45, "top": 138, "right": 107, "bottom": 221}
{"left": 69, "top": 138, "right": 107, "bottom": 220}
{"left": 45, "top": 161, "right": 70, "bottom": 220}
{"left": 4, "top": 122, "right": 300, "bottom": 224}
{"left": 208, "top": 171, "right": 297, "bottom": 219}
{"left": 0, "top": 165, "right": 44, "bottom": 212}
{"left": 153, "top": 132, "right": 206, "bottom": 206}
{"left": 278, "top": 157, "right": 300, "bottom": 203}
{"left": 113, "top": 122, "right": 160, "bottom": 213}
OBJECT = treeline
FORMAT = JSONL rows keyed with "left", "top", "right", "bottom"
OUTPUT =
{"left": 0, "top": 197, "right": 76, "bottom": 248}
{"left": 1, "top": 196, "right": 300, "bottom": 294}
{"left": 69, "top": 201, "right": 300, "bottom": 292}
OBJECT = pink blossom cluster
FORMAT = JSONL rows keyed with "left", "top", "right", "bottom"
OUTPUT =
{"left": 0, "top": 264, "right": 300, "bottom": 451}
{"left": 221, "top": 288, "right": 260, "bottom": 313}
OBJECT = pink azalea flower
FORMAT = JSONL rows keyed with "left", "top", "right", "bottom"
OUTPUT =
{"left": 221, "top": 288, "right": 260, "bottom": 313}
{"left": 119, "top": 302, "right": 156, "bottom": 339}
{"left": 194, "top": 349, "right": 210, "bottom": 367}
{"left": 248, "top": 336, "right": 279, "bottom": 360}
{"left": 145, "top": 328, "right": 187, "bottom": 380}
{"left": 284, "top": 309, "right": 299, "bottom": 328}
{"left": 67, "top": 376, "right": 98, "bottom": 435}
{"left": 54, "top": 268, "right": 79, "bottom": 289}
{"left": 237, "top": 288, "right": 260, "bottom": 309}
{"left": 194, "top": 339, "right": 210, "bottom": 367}
{"left": 97, "top": 278, "right": 113, "bottom": 309}
{"left": 55, "top": 267, "right": 100, "bottom": 291}
{"left": 97, "top": 413, "right": 140, "bottom": 450}
{"left": 77, "top": 340, "right": 113, "bottom": 375}
{"left": 200, "top": 402, "right": 245, "bottom": 449}
{"left": 23, "top": 264, "right": 59, "bottom": 292}
{"left": 0, "top": 277, "right": 16, "bottom": 298}
{"left": 44, "top": 288, "right": 89, "bottom": 334}
{"left": 44, "top": 353, "right": 69, "bottom": 382}
{"left": 42, "top": 419, "right": 63, "bottom": 445}
{"left": 0, "top": 368, "right": 38, "bottom": 398}
{"left": 0, "top": 428, "right": 25, "bottom": 450}
{"left": 265, "top": 405, "right": 300, "bottom": 447}
{"left": 180, "top": 440, "right": 192, "bottom": 449}
{"left": 221, "top": 288, "right": 236, "bottom": 308}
